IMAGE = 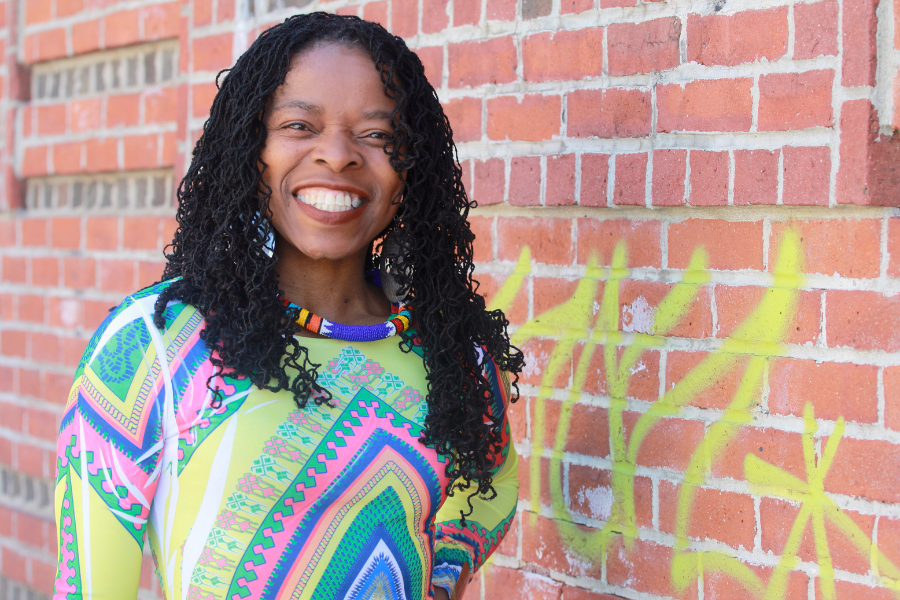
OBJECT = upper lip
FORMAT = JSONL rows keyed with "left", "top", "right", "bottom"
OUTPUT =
{"left": 291, "top": 181, "right": 369, "bottom": 201}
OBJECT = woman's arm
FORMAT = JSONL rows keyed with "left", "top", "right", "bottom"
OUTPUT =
{"left": 54, "top": 295, "right": 166, "bottom": 599}
{"left": 431, "top": 359, "right": 519, "bottom": 598}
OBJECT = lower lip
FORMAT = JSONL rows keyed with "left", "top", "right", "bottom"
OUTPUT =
{"left": 295, "top": 197, "right": 366, "bottom": 225}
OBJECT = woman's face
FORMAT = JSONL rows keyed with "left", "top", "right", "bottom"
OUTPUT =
{"left": 260, "top": 42, "right": 402, "bottom": 262}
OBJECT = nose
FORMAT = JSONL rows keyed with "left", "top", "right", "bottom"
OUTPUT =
{"left": 310, "top": 129, "right": 362, "bottom": 172}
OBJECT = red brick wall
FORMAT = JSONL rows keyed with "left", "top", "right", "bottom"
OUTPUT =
{"left": 2, "top": 0, "right": 900, "bottom": 598}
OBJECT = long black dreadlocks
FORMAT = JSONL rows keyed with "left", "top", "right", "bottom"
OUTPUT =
{"left": 152, "top": 12, "right": 524, "bottom": 517}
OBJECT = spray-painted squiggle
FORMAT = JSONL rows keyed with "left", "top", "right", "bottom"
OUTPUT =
{"left": 483, "top": 227, "right": 900, "bottom": 598}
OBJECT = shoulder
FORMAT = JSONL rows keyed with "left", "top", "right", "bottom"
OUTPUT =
{"left": 75, "top": 279, "right": 205, "bottom": 382}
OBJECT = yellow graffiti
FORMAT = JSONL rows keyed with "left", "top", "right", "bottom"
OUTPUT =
{"left": 486, "top": 227, "right": 900, "bottom": 598}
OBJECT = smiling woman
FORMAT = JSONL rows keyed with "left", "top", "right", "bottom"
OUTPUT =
{"left": 52, "top": 12, "right": 523, "bottom": 600}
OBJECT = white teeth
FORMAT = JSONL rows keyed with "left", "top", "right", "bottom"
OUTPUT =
{"left": 295, "top": 188, "right": 363, "bottom": 212}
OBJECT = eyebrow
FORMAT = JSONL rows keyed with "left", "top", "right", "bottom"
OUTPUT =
{"left": 270, "top": 101, "right": 395, "bottom": 123}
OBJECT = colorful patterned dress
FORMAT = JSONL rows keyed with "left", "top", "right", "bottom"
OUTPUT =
{"left": 53, "top": 281, "right": 518, "bottom": 600}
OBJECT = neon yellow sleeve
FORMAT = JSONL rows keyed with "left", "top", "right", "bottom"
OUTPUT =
{"left": 54, "top": 296, "right": 164, "bottom": 599}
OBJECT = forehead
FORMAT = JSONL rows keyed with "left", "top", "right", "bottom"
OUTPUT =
{"left": 269, "top": 42, "right": 395, "bottom": 113}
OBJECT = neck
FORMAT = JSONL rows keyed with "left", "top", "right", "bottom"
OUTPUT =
{"left": 273, "top": 236, "right": 391, "bottom": 326}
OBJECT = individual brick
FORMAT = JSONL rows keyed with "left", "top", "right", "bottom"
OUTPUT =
{"left": 733, "top": 150, "right": 778, "bottom": 205}
{"left": 687, "top": 8, "right": 788, "bottom": 66}
{"left": 579, "top": 154, "right": 609, "bottom": 207}
{"left": 18, "top": 295, "right": 45, "bottom": 324}
{"left": 498, "top": 217, "right": 573, "bottom": 265}
{"left": 607, "top": 18, "right": 680, "bottom": 76}
{"left": 391, "top": 0, "right": 418, "bottom": 37}
{"left": 886, "top": 366, "right": 900, "bottom": 432}
{"left": 448, "top": 37, "right": 517, "bottom": 88}
{"left": 825, "top": 438, "right": 900, "bottom": 503}
{"left": 843, "top": 0, "right": 878, "bottom": 86}
{"left": 21, "top": 219, "right": 47, "bottom": 247}
{"left": 192, "top": 33, "right": 233, "bottom": 72}
{"left": 522, "top": 0, "right": 551, "bottom": 19}
{"left": 715, "top": 285, "right": 821, "bottom": 345}
{"left": 72, "top": 19, "right": 101, "bottom": 55}
{"left": 704, "top": 560, "right": 809, "bottom": 598}
{"left": 665, "top": 351, "right": 758, "bottom": 410}
{"left": 657, "top": 79, "right": 753, "bottom": 132}
{"left": 769, "top": 358, "right": 878, "bottom": 423}
{"left": 826, "top": 290, "right": 900, "bottom": 351}
{"left": 607, "top": 535, "right": 699, "bottom": 598}
{"left": 143, "top": 2, "right": 180, "bottom": 40}
{"left": 107, "top": 94, "right": 141, "bottom": 127}
{"left": 688, "top": 151, "right": 728, "bottom": 206}
{"left": 561, "top": 0, "right": 592, "bottom": 14}
{"left": 50, "top": 218, "right": 80, "bottom": 250}
{"left": 145, "top": 88, "right": 178, "bottom": 124}
{"left": 557, "top": 402, "right": 609, "bottom": 457}
{"left": 194, "top": 0, "right": 214, "bottom": 26}
{"left": 469, "top": 216, "right": 492, "bottom": 263}
{"left": 442, "top": 97, "right": 481, "bottom": 143}
{"left": 99, "top": 260, "right": 136, "bottom": 293}
{"left": 22, "top": 146, "right": 49, "bottom": 177}
{"left": 659, "top": 482, "right": 757, "bottom": 551}
{"left": 123, "top": 217, "right": 161, "bottom": 250}
{"left": 454, "top": 0, "right": 480, "bottom": 26}
{"left": 422, "top": 0, "right": 449, "bottom": 33}
{"left": 85, "top": 138, "right": 118, "bottom": 172}
{"left": 612, "top": 153, "right": 647, "bottom": 206}
{"left": 758, "top": 70, "right": 834, "bottom": 131}
{"left": 581, "top": 344, "right": 661, "bottom": 401}
{"left": 472, "top": 158, "right": 504, "bottom": 206}
{"left": 123, "top": 135, "right": 159, "bottom": 170}
{"left": 770, "top": 219, "right": 880, "bottom": 279}
{"left": 486, "top": 0, "right": 516, "bottom": 21}
{"left": 522, "top": 28, "right": 603, "bottom": 83}
{"left": 710, "top": 426, "right": 806, "bottom": 482}
{"left": 667, "top": 220, "right": 764, "bottom": 271}
{"left": 837, "top": 99, "right": 879, "bottom": 205}
{"left": 568, "top": 88, "right": 651, "bottom": 138}
{"left": 576, "top": 218, "right": 661, "bottom": 267}
{"left": 416, "top": 46, "right": 442, "bottom": 88}
{"left": 568, "top": 464, "right": 652, "bottom": 527}
{"left": 485, "top": 564, "right": 562, "bottom": 600}
{"left": 651, "top": 149, "right": 687, "bottom": 206}
{"left": 487, "top": 95, "right": 561, "bottom": 141}
{"left": 545, "top": 154, "right": 576, "bottom": 206}
{"left": 618, "top": 280, "right": 711, "bottom": 339}
{"left": 31, "top": 258, "right": 59, "bottom": 287}
{"left": 624, "top": 411, "right": 706, "bottom": 471}
{"left": 362, "top": 1, "right": 388, "bottom": 28}
{"left": 781, "top": 146, "right": 831, "bottom": 206}
{"left": 36, "top": 104, "right": 65, "bottom": 136}
{"left": 63, "top": 257, "right": 96, "bottom": 289}
{"left": 26, "top": 29, "right": 68, "bottom": 63}
{"left": 794, "top": 0, "right": 839, "bottom": 58}
{"left": 508, "top": 156, "right": 541, "bottom": 206}
{"left": 522, "top": 513, "right": 602, "bottom": 579}
{"left": 890, "top": 218, "right": 900, "bottom": 277}
{"left": 24, "top": 0, "right": 51, "bottom": 24}
{"left": 70, "top": 99, "right": 101, "bottom": 132}
{"left": 104, "top": 9, "right": 141, "bottom": 49}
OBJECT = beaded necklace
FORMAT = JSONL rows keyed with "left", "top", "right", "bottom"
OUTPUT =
{"left": 285, "top": 299, "right": 412, "bottom": 342}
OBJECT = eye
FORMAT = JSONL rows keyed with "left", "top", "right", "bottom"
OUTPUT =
{"left": 286, "top": 121, "right": 313, "bottom": 132}
{"left": 365, "top": 131, "right": 391, "bottom": 140}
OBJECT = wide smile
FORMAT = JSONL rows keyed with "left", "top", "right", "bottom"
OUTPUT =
{"left": 294, "top": 187, "right": 364, "bottom": 213}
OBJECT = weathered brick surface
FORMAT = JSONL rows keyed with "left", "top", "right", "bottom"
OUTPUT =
{"left": 2, "top": 0, "right": 900, "bottom": 599}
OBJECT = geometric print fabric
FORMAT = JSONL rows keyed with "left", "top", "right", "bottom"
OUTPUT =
{"left": 53, "top": 282, "right": 518, "bottom": 600}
